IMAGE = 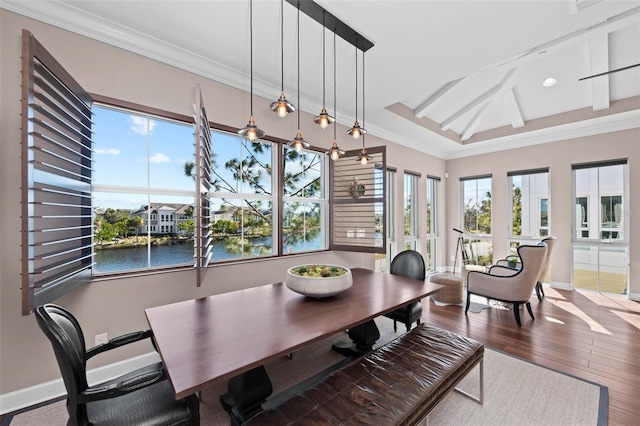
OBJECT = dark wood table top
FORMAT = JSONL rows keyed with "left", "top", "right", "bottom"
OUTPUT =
{"left": 145, "top": 267, "right": 443, "bottom": 399}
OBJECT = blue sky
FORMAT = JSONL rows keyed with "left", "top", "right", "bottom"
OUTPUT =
{"left": 92, "top": 105, "right": 283, "bottom": 211}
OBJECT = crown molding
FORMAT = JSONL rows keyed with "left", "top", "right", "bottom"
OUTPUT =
{"left": 445, "top": 109, "right": 640, "bottom": 160}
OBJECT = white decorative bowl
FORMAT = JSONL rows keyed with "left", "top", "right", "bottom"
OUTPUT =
{"left": 285, "top": 265, "right": 353, "bottom": 298}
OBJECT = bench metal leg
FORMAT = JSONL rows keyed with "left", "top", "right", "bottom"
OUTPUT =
{"left": 454, "top": 359, "right": 484, "bottom": 405}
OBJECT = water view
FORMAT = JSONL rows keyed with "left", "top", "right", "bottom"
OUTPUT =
{"left": 94, "top": 236, "right": 322, "bottom": 273}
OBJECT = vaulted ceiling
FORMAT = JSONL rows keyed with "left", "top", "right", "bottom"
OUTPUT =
{"left": 4, "top": 0, "right": 639, "bottom": 159}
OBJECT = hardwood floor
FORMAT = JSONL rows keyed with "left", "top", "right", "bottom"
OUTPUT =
{"left": 423, "top": 285, "right": 640, "bottom": 426}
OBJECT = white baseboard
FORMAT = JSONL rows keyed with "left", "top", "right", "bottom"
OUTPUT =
{"left": 627, "top": 292, "right": 640, "bottom": 302}
{"left": 0, "top": 351, "right": 160, "bottom": 415}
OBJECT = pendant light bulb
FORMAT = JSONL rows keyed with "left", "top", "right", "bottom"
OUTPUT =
{"left": 314, "top": 106, "right": 334, "bottom": 129}
{"left": 328, "top": 140, "right": 345, "bottom": 161}
{"left": 348, "top": 120, "right": 365, "bottom": 139}
{"left": 347, "top": 37, "right": 366, "bottom": 139}
{"left": 355, "top": 148, "right": 372, "bottom": 165}
{"left": 239, "top": 116, "right": 264, "bottom": 142}
{"left": 292, "top": 129, "right": 309, "bottom": 152}
{"left": 287, "top": 7, "right": 309, "bottom": 153}
{"left": 271, "top": 92, "right": 295, "bottom": 118}
{"left": 240, "top": 0, "right": 264, "bottom": 141}
{"left": 314, "top": 16, "right": 334, "bottom": 129}
{"left": 325, "top": 32, "right": 344, "bottom": 161}
{"left": 271, "top": 0, "right": 295, "bottom": 118}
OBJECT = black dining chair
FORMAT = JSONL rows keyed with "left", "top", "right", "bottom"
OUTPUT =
{"left": 383, "top": 250, "right": 427, "bottom": 332}
{"left": 35, "top": 303, "right": 200, "bottom": 426}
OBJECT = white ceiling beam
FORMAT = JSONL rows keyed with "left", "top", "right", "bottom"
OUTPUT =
{"left": 503, "top": 89, "right": 525, "bottom": 128}
{"left": 460, "top": 70, "right": 523, "bottom": 140}
{"left": 414, "top": 77, "right": 464, "bottom": 118}
{"left": 497, "top": 6, "right": 639, "bottom": 71}
{"left": 570, "top": 0, "right": 605, "bottom": 15}
{"left": 460, "top": 103, "right": 490, "bottom": 141}
{"left": 589, "top": 34, "right": 610, "bottom": 111}
{"left": 442, "top": 68, "right": 517, "bottom": 133}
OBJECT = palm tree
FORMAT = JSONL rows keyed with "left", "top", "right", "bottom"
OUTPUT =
{"left": 127, "top": 216, "right": 144, "bottom": 242}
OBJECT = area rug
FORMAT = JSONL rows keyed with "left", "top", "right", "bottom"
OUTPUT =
{"left": 7, "top": 319, "right": 607, "bottom": 426}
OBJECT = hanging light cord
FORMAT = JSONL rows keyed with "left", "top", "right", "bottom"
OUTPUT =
{"left": 354, "top": 37, "right": 358, "bottom": 121}
{"left": 250, "top": 0, "right": 254, "bottom": 116}
{"left": 322, "top": 12, "right": 326, "bottom": 107}
{"left": 333, "top": 31, "right": 337, "bottom": 141}
{"left": 362, "top": 50, "right": 365, "bottom": 149}
{"left": 297, "top": 6, "right": 300, "bottom": 130}
{"left": 280, "top": 0, "right": 284, "bottom": 92}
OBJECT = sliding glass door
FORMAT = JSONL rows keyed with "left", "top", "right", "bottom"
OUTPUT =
{"left": 572, "top": 160, "right": 628, "bottom": 294}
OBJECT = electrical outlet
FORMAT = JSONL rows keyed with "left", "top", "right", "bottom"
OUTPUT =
{"left": 95, "top": 333, "right": 108, "bottom": 346}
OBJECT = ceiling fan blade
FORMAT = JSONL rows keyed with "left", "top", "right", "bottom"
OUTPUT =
{"left": 579, "top": 63, "right": 640, "bottom": 81}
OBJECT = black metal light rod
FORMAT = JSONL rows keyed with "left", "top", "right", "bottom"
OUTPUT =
{"left": 286, "top": 0, "right": 374, "bottom": 52}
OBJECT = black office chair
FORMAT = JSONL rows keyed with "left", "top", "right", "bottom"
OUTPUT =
{"left": 383, "top": 250, "right": 427, "bottom": 332}
{"left": 35, "top": 304, "right": 200, "bottom": 426}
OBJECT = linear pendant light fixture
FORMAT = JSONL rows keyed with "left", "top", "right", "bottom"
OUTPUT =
{"left": 326, "top": 32, "right": 344, "bottom": 161}
{"left": 356, "top": 50, "right": 372, "bottom": 165}
{"left": 314, "top": 12, "right": 335, "bottom": 129}
{"left": 270, "top": 0, "right": 295, "bottom": 118}
{"left": 347, "top": 36, "right": 366, "bottom": 139}
{"left": 288, "top": 6, "right": 309, "bottom": 152}
{"left": 238, "top": 0, "right": 265, "bottom": 141}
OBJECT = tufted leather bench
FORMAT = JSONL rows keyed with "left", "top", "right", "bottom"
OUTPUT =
{"left": 245, "top": 323, "right": 484, "bottom": 425}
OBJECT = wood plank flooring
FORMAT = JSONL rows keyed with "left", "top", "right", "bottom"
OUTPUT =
{"left": 423, "top": 285, "right": 640, "bottom": 426}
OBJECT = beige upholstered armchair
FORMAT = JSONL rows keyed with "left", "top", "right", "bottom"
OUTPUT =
{"left": 465, "top": 243, "right": 548, "bottom": 326}
{"left": 494, "top": 236, "right": 557, "bottom": 301}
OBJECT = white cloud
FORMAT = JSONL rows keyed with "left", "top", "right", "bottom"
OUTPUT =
{"left": 130, "top": 116, "right": 156, "bottom": 135}
{"left": 94, "top": 148, "right": 121, "bottom": 155}
{"left": 150, "top": 153, "right": 170, "bottom": 163}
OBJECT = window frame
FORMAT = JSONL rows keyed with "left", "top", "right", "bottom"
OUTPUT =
{"left": 571, "top": 159, "right": 629, "bottom": 293}
{"left": 425, "top": 175, "right": 439, "bottom": 272}
{"left": 403, "top": 171, "right": 420, "bottom": 250}
{"left": 507, "top": 168, "right": 550, "bottom": 251}
{"left": 281, "top": 145, "right": 329, "bottom": 255}
{"left": 460, "top": 174, "right": 493, "bottom": 265}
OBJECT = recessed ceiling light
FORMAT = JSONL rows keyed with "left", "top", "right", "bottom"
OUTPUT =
{"left": 543, "top": 77, "right": 557, "bottom": 87}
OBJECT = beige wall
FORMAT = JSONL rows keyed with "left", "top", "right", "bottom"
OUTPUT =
{"left": 445, "top": 131, "right": 639, "bottom": 291}
{"left": 0, "top": 11, "right": 446, "bottom": 399}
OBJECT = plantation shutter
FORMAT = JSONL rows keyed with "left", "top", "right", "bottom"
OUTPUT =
{"left": 21, "top": 30, "right": 94, "bottom": 315}
{"left": 192, "top": 84, "right": 213, "bottom": 286}
{"left": 330, "top": 146, "right": 386, "bottom": 253}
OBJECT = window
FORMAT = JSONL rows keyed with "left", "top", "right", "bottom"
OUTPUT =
{"left": 404, "top": 172, "right": 419, "bottom": 250}
{"left": 576, "top": 196, "right": 589, "bottom": 238}
{"left": 572, "top": 160, "right": 628, "bottom": 294}
{"left": 600, "top": 195, "right": 623, "bottom": 239}
{"left": 376, "top": 167, "right": 395, "bottom": 272}
{"left": 282, "top": 147, "right": 327, "bottom": 254}
{"left": 460, "top": 175, "right": 492, "bottom": 265}
{"left": 93, "top": 105, "right": 195, "bottom": 273}
{"left": 507, "top": 168, "right": 549, "bottom": 252}
{"left": 425, "top": 176, "right": 439, "bottom": 272}
{"left": 461, "top": 176, "right": 491, "bottom": 236}
{"left": 540, "top": 198, "right": 549, "bottom": 236}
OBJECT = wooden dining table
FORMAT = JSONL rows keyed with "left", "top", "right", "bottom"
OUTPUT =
{"left": 145, "top": 267, "right": 443, "bottom": 423}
